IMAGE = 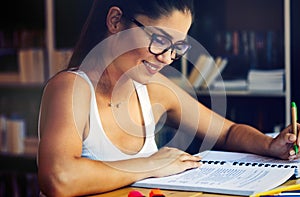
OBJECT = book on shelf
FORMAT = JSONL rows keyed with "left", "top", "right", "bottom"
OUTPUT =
{"left": 188, "top": 55, "right": 210, "bottom": 88}
{"left": 132, "top": 150, "right": 299, "bottom": 196}
{"left": 50, "top": 49, "right": 73, "bottom": 77}
{"left": 247, "top": 69, "right": 284, "bottom": 92}
{"left": 188, "top": 55, "right": 228, "bottom": 90}
{"left": 200, "top": 57, "right": 228, "bottom": 89}
{"left": 18, "top": 48, "right": 45, "bottom": 83}
{"left": 212, "top": 79, "right": 248, "bottom": 91}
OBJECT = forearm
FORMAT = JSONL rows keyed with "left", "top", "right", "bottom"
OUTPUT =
{"left": 39, "top": 156, "right": 153, "bottom": 197}
{"left": 216, "top": 123, "right": 273, "bottom": 156}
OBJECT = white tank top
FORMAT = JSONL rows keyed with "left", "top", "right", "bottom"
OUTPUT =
{"left": 70, "top": 70, "right": 158, "bottom": 161}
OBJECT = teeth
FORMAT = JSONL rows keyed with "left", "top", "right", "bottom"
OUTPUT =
{"left": 145, "top": 62, "right": 158, "bottom": 71}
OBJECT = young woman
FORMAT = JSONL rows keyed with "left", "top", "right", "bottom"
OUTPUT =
{"left": 38, "top": 0, "right": 300, "bottom": 196}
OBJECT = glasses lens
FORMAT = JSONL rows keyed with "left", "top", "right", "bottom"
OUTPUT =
{"left": 174, "top": 42, "right": 190, "bottom": 55}
{"left": 149, "top": 34, "right": 191, "bottom": 60}
{"left": 150, "top": 34, "right": 172, "bottom": 54}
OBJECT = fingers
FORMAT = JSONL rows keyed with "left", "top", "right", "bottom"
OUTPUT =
{"left": 177, "top": 153, "right": 201, "bottom": 170}
{"left": 287, "top": 123, "right": 300, "bottom": 146}
{"left": 286, "top": 123, "right": 300, "bottom": 143}
{"left": 286, "top": 131, "right": 299, "bottom": 160}
{"left": 161, "top": 147, "right": 201, "bottom": 161}
{"left": 163, "top": 147, "right": 202, "bottom": 168}
{"left": 297, "top": 123, "right": 300, "bottom": 144}
{"left": 270, "top": 125, "right": 300, "bottom": 160}
{"left": 183, "top": 160, "right": 202, "bottom": 169}
{"left": 179, "top": 153, "right": 201, "bottom": 162}
{"left": 288, "top": 151, "right": 300, "bottom": 160}
{"left": 285, "top": 133, "right": 297, "bottom": 143}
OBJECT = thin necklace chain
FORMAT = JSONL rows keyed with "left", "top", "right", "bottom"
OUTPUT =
{"left": 108, "top": 101, "right": 123, "bottom": 108}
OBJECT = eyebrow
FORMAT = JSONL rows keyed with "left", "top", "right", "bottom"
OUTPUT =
{"left": 127, "top": 16, "right": 174, "bottom": 40}
{"left": 155, "top": 27, "right": 174, "bottom": 40}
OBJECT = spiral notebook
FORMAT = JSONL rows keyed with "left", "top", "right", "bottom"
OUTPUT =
{"left": 132, "top": 150, "right": 299, "bottom": 196}
{"left": 198, "top": 150, "right": 300, "bottom": 177}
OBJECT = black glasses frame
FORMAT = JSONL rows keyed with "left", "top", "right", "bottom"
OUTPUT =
{"left": 124, "top": 16, "right": 191, "bottom": 60}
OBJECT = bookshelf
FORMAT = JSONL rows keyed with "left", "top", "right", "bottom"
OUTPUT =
{"left": 0, "top": 0, "right": 45, "bottom": 84}
{"left": 0, "top": 0, "right": 294, "bottom": 194}
{"left": 0, "top": 0, "right": 295, "bottom": 146}
{"left": 291, "top": 0, "right": 300, "bottom": 105}
{"left": 0, "top": 0, "right": 45, "bottom": 144}
{"left": 183, "top": 0, "right": 291, "bottom": 133}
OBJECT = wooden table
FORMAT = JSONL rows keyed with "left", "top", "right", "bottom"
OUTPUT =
{"left": 1, "top": 153, "right": 299, "bottom": 197}
{"left": 91, "top": 179, "right": 300, "bottom": 197}
{"left": 92, "top": 187, "right": 232, "bottom": 197}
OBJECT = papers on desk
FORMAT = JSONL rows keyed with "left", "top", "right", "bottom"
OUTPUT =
{"left": 132, "top": 150, "right": 299, "bottom": 196}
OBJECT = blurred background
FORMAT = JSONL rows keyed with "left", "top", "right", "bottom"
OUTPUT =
{"left": 0, "top": 0, "right": 299, "bottom": 196}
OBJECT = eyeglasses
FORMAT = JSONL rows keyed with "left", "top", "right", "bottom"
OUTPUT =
{"left": 125, "top": 16, "right": 191, "bottom": 60}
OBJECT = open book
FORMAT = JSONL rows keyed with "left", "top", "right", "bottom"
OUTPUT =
{"left": 132, "top": 150, "right": 299, "bottom": 196}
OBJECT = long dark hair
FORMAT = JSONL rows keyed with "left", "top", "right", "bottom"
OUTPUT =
{"left": 68, "top": 0, "right": 194, "bottom": 69}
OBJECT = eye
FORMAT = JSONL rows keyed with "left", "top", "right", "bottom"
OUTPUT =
{"left": 152, "top": 34, "right": 171, "bottom": 46}
{"left": 175, "top": 44, "right": 188, "bottom": 51}
{"left": 174, "top": 41, "right": 190, "bottom": 54}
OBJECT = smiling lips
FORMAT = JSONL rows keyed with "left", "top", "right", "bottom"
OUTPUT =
{"left": 143, "top": 60, "right": 160, "bottom": 74}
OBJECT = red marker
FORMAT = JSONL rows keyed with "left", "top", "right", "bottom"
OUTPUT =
{"left": 149, "top": 189, "right": 165, "bottom": 197}
{"left": 128, "top": 190, "right": 145, "bottom": 197}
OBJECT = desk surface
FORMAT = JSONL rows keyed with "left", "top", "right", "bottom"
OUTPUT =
{"left": 1, "top": 153, "right": 298, "bottom": 197}
{"left": 92, "top": 179, "right": 299, "bottom": 197}
{"left": 93, "top": 187, "right": 232, "bottom": 197}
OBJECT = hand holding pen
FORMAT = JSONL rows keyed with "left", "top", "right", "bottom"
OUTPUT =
{"left": 268, "top": 101, "right": 300, "bottom": 160}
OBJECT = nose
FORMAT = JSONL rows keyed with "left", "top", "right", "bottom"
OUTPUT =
{"left": 155, "top": 50, "right": 174, "bottom": 65}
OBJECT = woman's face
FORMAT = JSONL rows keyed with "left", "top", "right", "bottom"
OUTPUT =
{"left": 110, "top": 10, "right": 192, "bottom": 84}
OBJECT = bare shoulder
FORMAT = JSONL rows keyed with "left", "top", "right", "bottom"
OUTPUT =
{"left": 40, "top": 71, "right": 91, "bottom": 122}
{"left": 39, "top": 71, "right": 91, "bottom": 139}
{"left": 44, "top": 71, "right": 90, "bottom": 94}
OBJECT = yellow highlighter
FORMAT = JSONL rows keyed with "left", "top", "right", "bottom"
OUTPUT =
{"left": 250, "top": 184, "right": 300, "bottom": 197}
{"left": 291, "top": 102, "right": 298, "bottom": 154}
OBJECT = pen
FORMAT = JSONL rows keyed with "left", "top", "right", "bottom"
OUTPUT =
{"left": 291, "top": 102, "right": 298, "bottom": 154}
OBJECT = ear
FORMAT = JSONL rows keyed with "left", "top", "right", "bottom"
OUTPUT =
{"left": 106, "top": 6, "right": 124, "bottom": 34}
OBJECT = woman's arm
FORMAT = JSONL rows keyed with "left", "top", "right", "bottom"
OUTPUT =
{"left": 38, "top": 72, "right": 200, "bottom": 196}
{"left": 149, "top": 74, "right": 297, "bottom": 160}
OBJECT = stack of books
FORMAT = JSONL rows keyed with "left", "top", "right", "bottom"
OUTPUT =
{"left": 212, "top": 79, "right": 248, "bottom": 91}
{"left": 247, "top": 69, "right": 284, "bottom": 92}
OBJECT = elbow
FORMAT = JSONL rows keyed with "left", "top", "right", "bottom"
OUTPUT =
{"left": 38, "top": 168, "right": 73, "bottom": 197}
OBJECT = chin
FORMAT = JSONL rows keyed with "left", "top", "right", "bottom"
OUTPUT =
{"left": 132, "top": 75, "right": 151, "bottom": 85}
{"left": 126, "top": 65, "right": 156, "bottom": 84}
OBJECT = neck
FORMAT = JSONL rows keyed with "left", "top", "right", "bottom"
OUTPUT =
{"left": 96, "top": 66, "right": 135, "bottom": 104}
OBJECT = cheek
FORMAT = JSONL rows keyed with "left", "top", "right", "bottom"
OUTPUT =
{"left": 115, "top": 29, "right": 150, "bottom": 56}
{"left": 121, "top": 50, "right": 154, "bottom": 83}
{"left": 120, "top": 48, "right": 149, "bottom": 70}
{"left": 129, "top": 47, "right": 149, "bottom": 59}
